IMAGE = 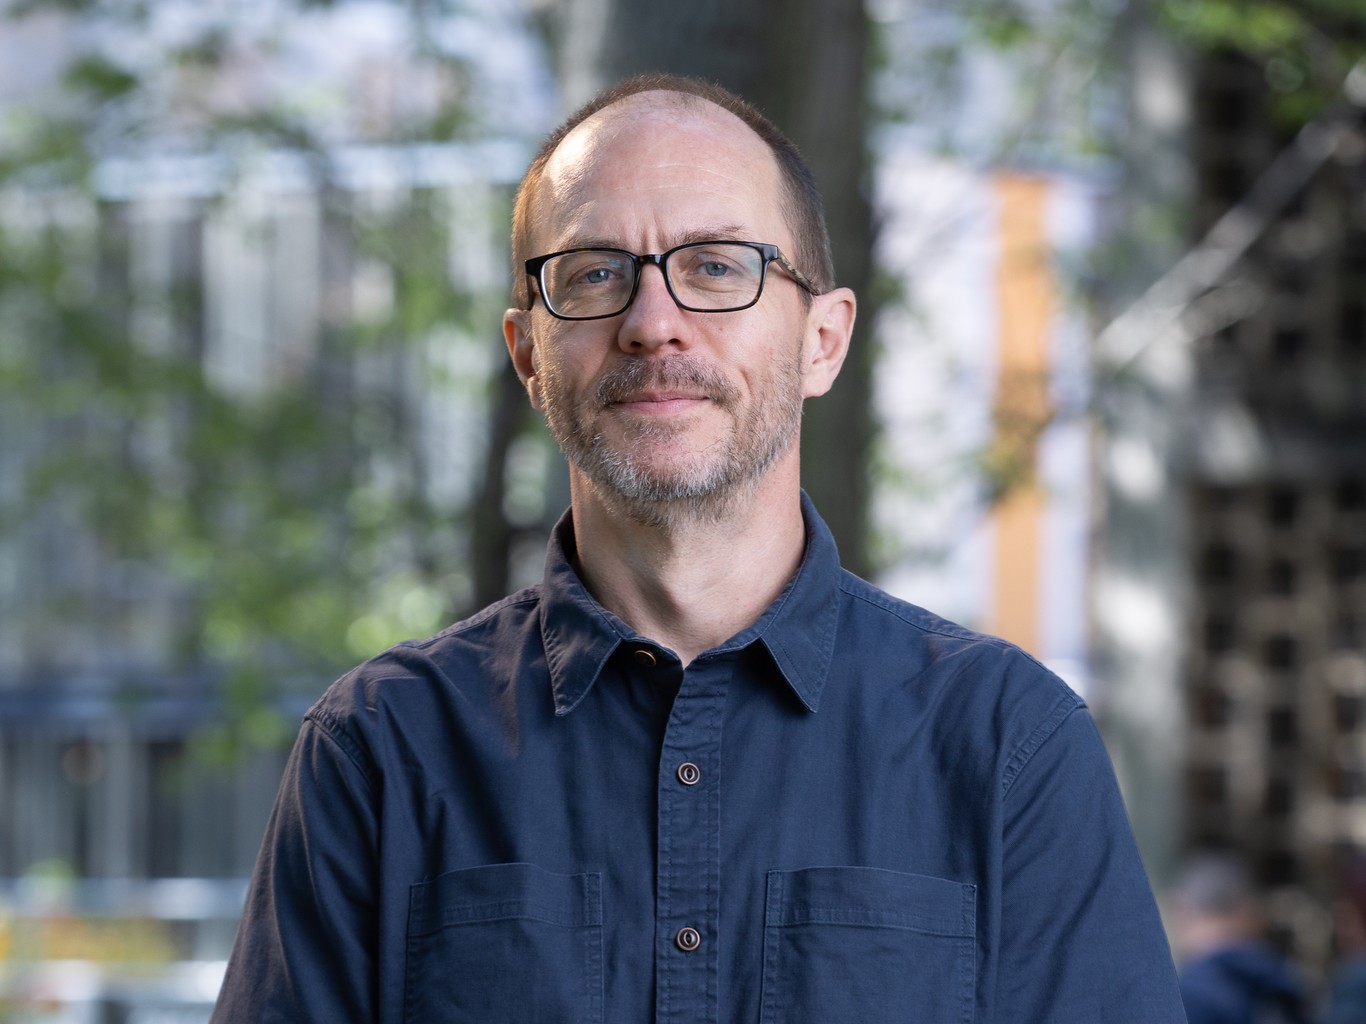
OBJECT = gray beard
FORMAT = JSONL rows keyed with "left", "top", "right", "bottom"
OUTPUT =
{"left": 542, "top": 352, "right": 804, "bottom": 529}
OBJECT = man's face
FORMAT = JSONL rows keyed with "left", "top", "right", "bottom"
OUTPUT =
{"left": 512, "top": 95, "right": 816, "bottom": 523}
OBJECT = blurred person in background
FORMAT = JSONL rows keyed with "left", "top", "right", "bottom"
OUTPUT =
{"left": 1173, "top": 848, "right": 1310, "bottom": 1024}
{"left": 210, "top": 73, "right": 1186, "bottom": 1022}
{"left": 1320, "top": 849, "right": 1366, "bottom": 1024}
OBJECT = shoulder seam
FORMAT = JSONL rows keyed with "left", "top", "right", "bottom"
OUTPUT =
{"left": 1001, "top": 695, "right": 1084, "bottom": 795}
{"left": 304, "top": 705, "right": 378, "bottom": 791}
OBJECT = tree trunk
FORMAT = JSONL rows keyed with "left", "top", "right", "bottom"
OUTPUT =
{"left": 469, "top": 357, "right": 534, "bottom": 611}
{"left": 755, "top": 3, "right": 874, "bottom": 579}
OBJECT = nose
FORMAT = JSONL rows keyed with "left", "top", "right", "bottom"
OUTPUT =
{"left": 616, "top": 262, "right": 688, "bottom": 354}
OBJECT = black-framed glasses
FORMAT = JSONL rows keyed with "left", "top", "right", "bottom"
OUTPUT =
{"left": 524, "top": 240, "right": 818, "bottom": 321}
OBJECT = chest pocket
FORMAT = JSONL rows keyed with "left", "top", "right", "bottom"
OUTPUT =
{"left": 404, "top": 862, "right": 603, "bottom": 1024}
{"left": 760, "top": 865, "right": 977, "bottom": 1024}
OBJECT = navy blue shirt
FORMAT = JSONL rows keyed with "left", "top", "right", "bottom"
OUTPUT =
{"left": 213, "top": 496, "right": 1185, "bottom": 1023}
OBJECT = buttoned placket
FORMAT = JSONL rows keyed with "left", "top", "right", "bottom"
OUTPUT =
{"left": 654, "top": 655, "right": 726, "bottom": 1024}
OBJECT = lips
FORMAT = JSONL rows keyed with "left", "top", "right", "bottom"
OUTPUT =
{"left": 614, "top": 390, "right": 707, "bottom": 405}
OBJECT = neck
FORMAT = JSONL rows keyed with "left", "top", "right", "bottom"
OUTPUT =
{"left": 568, "top": 463, "right": 806, "bottom": 666}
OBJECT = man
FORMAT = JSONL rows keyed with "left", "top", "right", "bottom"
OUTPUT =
{"left": 212, "top": 74, "right": 1186, "bottom": 1022}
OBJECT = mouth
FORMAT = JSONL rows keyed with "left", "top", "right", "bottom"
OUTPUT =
{"left": 610, "top": 391, "right": 710, "bottom": 415}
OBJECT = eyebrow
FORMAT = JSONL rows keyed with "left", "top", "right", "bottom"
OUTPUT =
{"left": 559, "top": 225, "right": 754, "bottom": 253}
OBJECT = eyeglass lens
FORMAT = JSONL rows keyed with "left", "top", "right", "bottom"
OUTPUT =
{"left": 541, "top": 242, "right": 765, "bottom": 318}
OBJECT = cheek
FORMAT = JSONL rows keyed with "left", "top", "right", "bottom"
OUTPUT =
{"left": 534, "top": 344, "right": 596, "bottom": 414}
{"left": 544, "top": 332, "right": 618, "bottom": 391}
{"left": 739, "top": 325, "right": 806, "bottom": 388}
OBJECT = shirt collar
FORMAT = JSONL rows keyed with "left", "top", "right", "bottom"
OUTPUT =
{"left": 539, "top": 491, "right": 841, "bottom": 717}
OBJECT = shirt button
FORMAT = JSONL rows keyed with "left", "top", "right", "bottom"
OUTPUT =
{"left": 676, "top": 761, "right": 701, "bottom": 786}
{"left": 675, "top": 926, "right": 701, "bottom": 952}
{"left": 633, "top": 648, "right": 658, "bottom": 668}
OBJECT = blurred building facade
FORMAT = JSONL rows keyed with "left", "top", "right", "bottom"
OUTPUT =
{"left": 1179, "top": 50, "right": 1366, "bottom": 970}
{"left": 0, "top": 156, "right": 527, "bottom": 1021}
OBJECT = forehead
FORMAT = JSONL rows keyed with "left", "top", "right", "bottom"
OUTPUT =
{"left": 532, "top": 93, "right": 788, "bottom": 252}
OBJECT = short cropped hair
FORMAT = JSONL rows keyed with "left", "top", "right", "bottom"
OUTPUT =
{"left": 509, "top": 74, "right": 834, "bottom": 309}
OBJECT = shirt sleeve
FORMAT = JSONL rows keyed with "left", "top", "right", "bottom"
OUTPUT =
{"left": 211, "top": 716, "right": 380, "bottom": 1024}
{"left": 997, "top": 705, "right": 1188, "bottom": 1023}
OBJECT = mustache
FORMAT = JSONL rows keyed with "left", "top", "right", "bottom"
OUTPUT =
{"left": 594, "top": 358, "right": 739, "bottom": 407}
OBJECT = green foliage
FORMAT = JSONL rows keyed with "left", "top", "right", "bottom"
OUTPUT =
{"left": 9, "top": 0, "right": 102, "bottom": 13}
{"left": 921, "top": 0, "right": 1366, "bottom": 164}
{"left": 1161, "top": 0, "right": 1366, "bottom": 124}
{"left": 966, "top": 1, "right": 1036, "bottom": 50}
{"left": 0, "top": 0, "right": 508, "bottom": 757}
{"left": 62, "top": 55, "right": 141, "bottom": 102}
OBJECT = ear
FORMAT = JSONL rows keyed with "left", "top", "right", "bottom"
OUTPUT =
{"left": 800, "top": 287, "right": 856, "bottom": 399}
{"left": 503, "top": 308, "right": 545, "bottom": 411}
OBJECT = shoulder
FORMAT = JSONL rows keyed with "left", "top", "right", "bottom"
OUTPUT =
{"left": 304, "top": 585, "right": 547, "bottom": 759}
{"left": 829, "top": 569, "right": 1085, "bottom": 772}
{"left": 834, "top": 568, "right": 1080, "bottom": 704}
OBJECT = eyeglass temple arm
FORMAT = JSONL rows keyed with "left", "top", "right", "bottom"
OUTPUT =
{"left": 774, "top": 252, "right": 819, "bottom": 295}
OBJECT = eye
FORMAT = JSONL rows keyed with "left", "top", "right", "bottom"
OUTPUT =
{"left": 580, "top": 266, "right": 615, "bottom": 285}
{"left": 683, "top": 250, "right": 742, "bottom": 274}
{"left": 677, "top": 248, "right": 745, "bottom": 280}
{"left": 554, "top": 253, "right": 629, "bottom": 291}
{"left": 671, "top": 244, "right": 760, "bottom": 296}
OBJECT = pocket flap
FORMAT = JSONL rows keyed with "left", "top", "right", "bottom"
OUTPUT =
{"left": 409, "top": 862, "right": 602, "bottom": 936}
{"left": 766, "top": 865, "right": 975, "bottom": 936}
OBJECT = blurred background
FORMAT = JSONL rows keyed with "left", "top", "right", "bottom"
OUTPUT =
{"left": 0, "top": 0, "right": 1363, "bottom": 1019}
